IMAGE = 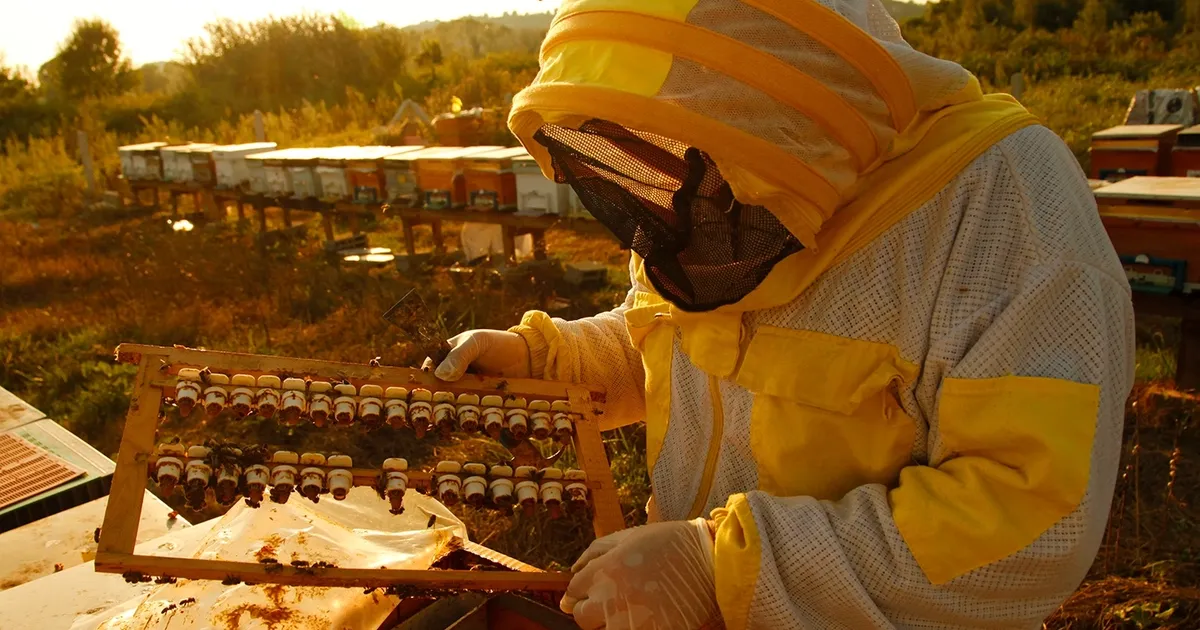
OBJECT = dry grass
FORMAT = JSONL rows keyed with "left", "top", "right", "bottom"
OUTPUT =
{"left": 0, "top": 204, "right": 641, "bottom": 568}
{"left": 0, "top": 170, "right": 1196, "bottom": 627}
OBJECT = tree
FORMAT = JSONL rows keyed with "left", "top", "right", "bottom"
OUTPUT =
{"left": 417, "top": 39, "right": 444, "bottom": 88}
{"left": 0, "top": 57, "right": 33, "bottom": 101}
{"left": 1076, "top": 0, "right": 1111, "bottom": 33}
{"left": 40, "top": 19, "right": 137, "bottom": 102}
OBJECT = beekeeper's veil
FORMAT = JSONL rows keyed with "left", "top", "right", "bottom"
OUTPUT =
{"left": 510, "top": 0, "right": 1035, "bottom": 312}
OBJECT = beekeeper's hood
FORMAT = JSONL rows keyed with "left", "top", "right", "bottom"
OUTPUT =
{"left": 510, "top": 0, "right": 1038, "bottom": 316}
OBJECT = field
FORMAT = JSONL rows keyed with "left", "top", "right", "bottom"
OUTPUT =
{"left": 1, "top": 72, "right": 1198, "bottom": 627}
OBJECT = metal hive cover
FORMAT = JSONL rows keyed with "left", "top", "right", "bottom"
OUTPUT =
{"left": 0, "top": 433, "right": 85, "bottom": 509}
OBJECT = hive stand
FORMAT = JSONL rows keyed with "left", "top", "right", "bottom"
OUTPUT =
{"left": 95, "top": 344, "right": 624, "bottom": 592}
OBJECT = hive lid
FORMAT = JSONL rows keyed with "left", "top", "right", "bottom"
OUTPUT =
{"left": 313, "top": 146, "right": 363, "bottom": 163}
{"left": 1093, "top": 176, "right": 1200, "bottom": 202}
{"left": 118, "top": 142, "right": 168, "bottom": 152}
{"left": 467, "top": 146, "right": 530, "bottom": 161}
{"left": 1093, "top": 124, "right": 1184, "bottom": 139}
{"left": 160, "top": 143, "right": 216, "bottom": 154}
{"left": 348, "top": 146, "right": 424, "bottom": 161}
{"left": 0, "top": 433, "right": 85, "bottom": 510}
{"left": 211, "top": 142, "right": 278, "bottom": 154}
{"left": 415, "top": 146, "right": 504, "bottom": 161}
{"left": 0, "top": 386, "right": 46, "bottom": 432}
{"left": 383, "top": 146, "right": 455, "bottom": 163}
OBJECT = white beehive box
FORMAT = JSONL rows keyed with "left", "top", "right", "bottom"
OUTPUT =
{"left": 159, "top": 144, "right": 206, "bottom": 183}
{"left": 213, "top": 142, "right": 277, "bottom": 190}
{"left": 512, "top": 154, "right": 569, "bottom": 216}
{"left": 118, "top": 142, "right": 167, "bottom": 182}
{"left": 284, "top": 148, "right": 324, "bottom": 199}
{"left": 315, "top": 146, "right": 357, "bottom": 202}
{"left": 247, "top": 148, "right": 308, "bottom": 197}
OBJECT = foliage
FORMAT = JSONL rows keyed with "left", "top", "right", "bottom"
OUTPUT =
{"left": 38, "top": 19, "right": 138, "bottom": 103}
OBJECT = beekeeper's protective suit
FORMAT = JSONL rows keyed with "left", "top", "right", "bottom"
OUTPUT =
{"left": 436, "top": 0, "right": 1136, "bottom": 627}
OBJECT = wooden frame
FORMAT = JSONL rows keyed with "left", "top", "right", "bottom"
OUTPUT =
{"left": 96, "top": 344, "right": 624, "bottom": 592}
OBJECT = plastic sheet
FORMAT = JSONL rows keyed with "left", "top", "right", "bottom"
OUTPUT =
{"left": 73, "top": 488, "right": 467, "bottom": 630}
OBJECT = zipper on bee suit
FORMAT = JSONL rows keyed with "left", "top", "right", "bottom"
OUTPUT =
{"left": 687, "top": 374, "right": 725, "bottom": 519}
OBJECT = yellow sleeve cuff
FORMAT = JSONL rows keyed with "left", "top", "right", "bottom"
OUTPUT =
{"left": 508, "top": 311, "right": 561, "bottom": 380}
{"left": 710, "top": 494, "right": 761, "bottom": 630}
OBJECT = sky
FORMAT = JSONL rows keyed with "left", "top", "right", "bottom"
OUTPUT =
{"left": 0, "top": 1, "right": 563, "bottom": 72}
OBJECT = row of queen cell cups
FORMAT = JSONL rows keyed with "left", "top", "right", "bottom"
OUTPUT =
{"left": 170, "top": 368, "right": 578, "bottom": 442}
{"left": 151, "top": 444, "right": 590, "bottom": 518}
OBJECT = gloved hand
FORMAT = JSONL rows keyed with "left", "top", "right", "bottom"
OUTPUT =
{"left": 434, "top": 329, "right": 531, "bottom": 381}
{"left": 560, "top": 518, "right": 720, "bottom": 630}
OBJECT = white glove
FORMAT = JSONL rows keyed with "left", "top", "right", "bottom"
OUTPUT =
{"left": 434, "top": 329, "right": 532, "bottom": 381}
{"left": 561, "top": 519, "right": 721, "bottom": 630}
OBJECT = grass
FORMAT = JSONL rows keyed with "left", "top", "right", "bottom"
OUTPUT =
{"left": 0, "top": 202, "right": 640, "bottom": 567}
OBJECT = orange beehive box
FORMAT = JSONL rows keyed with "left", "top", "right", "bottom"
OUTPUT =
{"left": 1094, "top": 176, "right": 1200, "bottom": 292}
{"left": 1090, "top": 124, "right": 1183, "bottom": 181}
{"left": 463, "top": 147, "right": 529, "bottom": 211}
{"left": 414, "top": 146, "right": 502, "bottom": 209}
{"left": 345, "top": 146, "right": 424, "bottom": 204}
{"left": 1171, "top": 125, "right": 1200, "bottom": 178}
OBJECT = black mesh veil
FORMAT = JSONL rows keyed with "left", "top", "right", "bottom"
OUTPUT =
{"left": 533, "top": 120, "right": 805, "bottom": 312}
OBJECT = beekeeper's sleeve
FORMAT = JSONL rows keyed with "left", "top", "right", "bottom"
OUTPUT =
{"left": 510, "top": 257, "right": 647, "bottom": 427}
{"left": 709, "top": 140, "right": 1135, "bottom": 628}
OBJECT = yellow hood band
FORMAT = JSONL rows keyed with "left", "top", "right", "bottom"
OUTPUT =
{"left": 741, "top": 0, "right": 917, "bottom": 128}
{"left": 543, "top": 11, "right": 881, "bottom": 169}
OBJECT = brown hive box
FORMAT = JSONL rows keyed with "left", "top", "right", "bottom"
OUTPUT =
{"left": 1090, "top": 124, "right": 1183, "bottom": 180}
{"left": 1171, "top": 125, "right": 1200, "bottom": 177}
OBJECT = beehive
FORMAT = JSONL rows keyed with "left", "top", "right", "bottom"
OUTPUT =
{"left": 121, "top": 143, "right": 174, "bottom": 182}
{"left": 1094, "top": 176, "right": 1200, "bottom": 294}
{"left": 188, "top": 145, "right": 220, "bottom": 185}
{"left": 347, "top": 146, "right": 423, "bottom": 204}
{"left": 513, "top": 153, "right": 569, "bottom": 216}
{"left": 381, "top": 146, "right": 434, "bottom": 207}
{"left": 1172, "top": 125, "right": 1200, "bottom": 177}
{"left": 213, "top": 142, "right": 277, "bottom": 190}
{"left": 415, "top": 146, "right": 503, "bottom": 210}
{"left": 464, "top": 147, "right": 528, "bottom": 211}
{"left": 1090, "top": 124, "right": 1184, "bottom": 180}
{"left": 160, "top": 144, "right": 214, "bottom": 183}
{"left": 282, "top": 148, "right": 324, "bottom": 199}
{"left": 246, "top": 149, "right": 306, "bottom": 197}
{"left": 314, "top": 147, "right": 357, "bottom": 202}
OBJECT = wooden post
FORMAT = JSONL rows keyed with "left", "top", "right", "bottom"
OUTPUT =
{"left": 349, "top": 210, "right": 361, "bottom": 235}
{"left": 531, "top": 229, "right": 548, "bottom": 261}
{"left": 502, "top": 225, "right": 517, "bottom": 263}
{"left": 236, "top": 202, "right": 246, "bottom": 224}
{"left": 431, "top": 220, "right": 446, "bottom": 256}
{"left": 254, "top": 110, "right": 266, "bottom": 142}
{"left": 258, "top": 202, "right": 268, "bottom": 234}
{"left": 170, "top": 191, "right": 180, "bottom": 218}
{"left": 282, "top": 205, "right": 293, "bottom": 228}
{"left": 322, "top": 211, "right": 335, "bottom": 241}
{"left": 403, "top": 220, "right": 418, "bottom": 258}
{"left": 77, "top": 130, "right": 96, "bottom": 201}
{"left": 1011, "top": 72, "right": 1025, "bottom": 102}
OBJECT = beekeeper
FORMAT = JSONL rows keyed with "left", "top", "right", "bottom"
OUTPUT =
{"left": 435, "top": 0, "right": 1135, "bottom": 627}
